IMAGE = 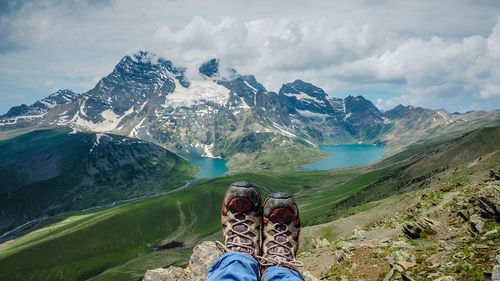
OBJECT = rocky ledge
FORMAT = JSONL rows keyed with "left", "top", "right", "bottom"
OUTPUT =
{"left": 143, "top": 241, "right": 319, "bottom": 281}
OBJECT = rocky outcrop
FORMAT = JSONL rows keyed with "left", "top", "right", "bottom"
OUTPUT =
{"left": 143, "top": 241, "right": 320, "bottom": 281}
{"left": 402, "top": 217, "right": 443, "bottom": 238}
{"left": 476, "top": 184, "right": 500, "bottom": 221}
{"left": 143, "top": 241, "right": 222, "bottom": 281}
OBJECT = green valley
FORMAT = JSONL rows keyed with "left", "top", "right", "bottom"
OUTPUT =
{"left": 1, "top": 125, "right": 499, "bottom": 281}
{"left": 0, "top": 128, "right": 198, "bottom": 234}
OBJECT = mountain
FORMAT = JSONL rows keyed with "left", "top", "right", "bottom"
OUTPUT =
{"left": 1, "top": 51, "right": 499, "bottom": 168}
{"left": 0, "top": 127, "right": 197, "bottom": 233}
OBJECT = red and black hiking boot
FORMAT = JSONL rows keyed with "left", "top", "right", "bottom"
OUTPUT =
{"left": 260, "top": 192, "right": 303, "bottom": 271}
{"left": 216, "top": 182, "right": 262, "bottom": 258}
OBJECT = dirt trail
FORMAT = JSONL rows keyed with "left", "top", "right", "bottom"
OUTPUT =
{"left": 161, "top": 201, "right": 198, "bottom": 246}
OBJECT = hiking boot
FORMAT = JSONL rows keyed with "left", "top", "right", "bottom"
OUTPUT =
{"left": 216, "top": 182, "right": 262, "bottom": 258}
{"left": 260, "top": 192, "right": 303, "bottom": 271}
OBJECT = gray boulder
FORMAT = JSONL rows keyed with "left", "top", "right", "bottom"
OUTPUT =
{"left": 143, "top": 241, "right": 222, "bottom": 281}
{"left": 470, "top": 214, "right": 485, "bottom": 234}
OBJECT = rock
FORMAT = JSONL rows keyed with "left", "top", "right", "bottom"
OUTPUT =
{"left": 403, "top": 217, "right": 443, "bottom": 238}
{"left": 421, "top": 217, "right": 445, "bottom": 233}
{"left": 492, "top": 265, "right": 500, "bottom": 281}
{"left": 352, "top": 228, "right": 366, "bottom": 239}
{"left": 490, "top": 170, "right": 500, "bottom": 180}
{"left": 396, "top": 260, "right": 417, "bottom": 270}
{"left": 387, "top": 250, "right": 411, "bottom": 264}
{"left": 186, "top": 241, "right": 223, "bottom": 279}
{"left": 303, "top": 271, "right": 320, "bottom": 281}
{"left": 336, "top": 241, "right": 356, "bottom": 251}
{"left": 402, "top": 273, "right": 416, "bottom": 281}
{"left": 311, "top": 238, "right": 331, "bottom": 248}
{"left": 142, "top": 241, "right": 222, "bottom": 281}
{"left": 382, "top": 268, "right": 395, "bottom": 281}
{"left": 393, "top": 240, "right": 415, "bottom": 249}
{"left": 457, "top": 210, "right": 469, "bottom": 221}
{"left": 433, "top": 276, "right": 456, "bottom": 281}
{"left": 335, "top": 249, "right": 351, "bottom": 263}
{"left": 402, "top": 221, "right": 423, "bottom": 238}
{"left": 320, "top": 265, "right": 332, "bottom": 278}
{"left": 481, "top": 228, "right": 498, "bottom": 240}
{"left": 438, "top": 241, "right": 456, "bottom": 250}
{"left": 476, "top": 185, "right": 500, "bottom": 220}
{"left": 470, "top": 215, "right": 485, "bottom": 234}
{"left": 472, "top": 243, "right": 489, "bottom": 249}
{"left": 143, "top": 267, "right": 186, "bottom": 281}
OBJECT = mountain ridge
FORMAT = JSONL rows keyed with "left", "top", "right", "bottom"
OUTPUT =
{"left": 1, "top": 51, "right": 499, "bottom": 163}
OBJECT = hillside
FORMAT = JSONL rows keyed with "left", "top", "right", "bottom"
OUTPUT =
{"left": 0, "top": 127, "right": 198, "bottom": 234}
{"left": 150, "top": 170, "right": 500, "bottom": 281}
{"left": 297, "top": 170, "right": 500, "bottom": 280}
{"left": 1, "top": 125, "right": 499, "bottom": 281}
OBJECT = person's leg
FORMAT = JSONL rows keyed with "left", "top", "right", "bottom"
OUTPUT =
{"left": 259, "top": 192, "right": 304, "bottom": 280}
{"left": 208, "top": 182, "right": 263, "bottom": 281}
{"left": 261, "top": 266, "right": 303, "bottom": 281}
{"left": 207, "top": 251, "right": 259, "bottom": 281}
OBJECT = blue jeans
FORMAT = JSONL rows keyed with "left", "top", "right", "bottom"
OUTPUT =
{"left": 206, "top": 251, "right": 303, "bottom": 281}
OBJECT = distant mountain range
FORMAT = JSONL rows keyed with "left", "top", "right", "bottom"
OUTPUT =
{"left": 1, "top": 51, "right": 499, "bottom": 161}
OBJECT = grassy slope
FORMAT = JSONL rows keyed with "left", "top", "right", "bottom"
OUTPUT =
{"left": 0, "top": 128, "right": 198, "bottom": 233}
{"left": 0, "top": 125, "right": 499, "bottom": 281}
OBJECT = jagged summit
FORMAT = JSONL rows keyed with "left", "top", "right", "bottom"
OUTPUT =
{"left": 1, "top": 50, "right": 495, "bottom": 159}
{"left": 1, "top": 89, "right": 76, "bottom": 118}
{"left": 280, "top": 79, "right": 328, "bottom": 99}
{"left": 199, "top": 58, "right": 219, "bottom": 77}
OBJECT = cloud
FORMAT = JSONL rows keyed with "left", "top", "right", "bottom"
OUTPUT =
{"left": 0, "top": 0, "right": 500, "bottom": 114}
{"left": 150, "top": 15, "right": 500, "bottom": 111}
{"left": 367, "top": 21, "right": 500, "bottom": 110}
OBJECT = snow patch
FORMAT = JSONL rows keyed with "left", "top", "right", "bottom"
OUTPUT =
{"left": 244, "top": 81, "right": 258, "bottom": 93}
{"left": 73, "top": 106, "right": 134, "bottom": 132}
{"left": 0, "top": 114, "right": 46, "bottom": 126}
{"left": 240, "top": 97, "right": 251, "bottom": 109}
{"left": 282, "top": 91, "right": 324, "bottom": 105}
{"left": 382, "top": 117, "right": 391, "bottom": 124}
{"left": 271, "top": 122, "right": 297, "bottom": 138}
{"left": 39, "top": 100, "right": 56, "bottom": 108}
{"left": 437, "top": 111, "right": 449, "bottom": 121}
{"left": 138, "top": 101, "right": 148, "bottom": 112}
{"left": 164, "top": 79, "right": 230, "bottom": 108}
{"left": 61, "top": 95, "right": 72, "bottom": 102}
{"left": 129, "top": 117, "right": 146, "bottom": 138}
{"left": 344, "top": 112, "right": 352, "bottom": 120}
{"left": 196, "top": 143, "right": 216, "bottom": 158}
{"left": 90, "top": 133, "right": 111, "bottom": 152}
{"left": 68, "top": 127, "right": 78, "bottom": 134}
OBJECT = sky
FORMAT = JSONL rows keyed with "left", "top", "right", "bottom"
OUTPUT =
{"left": 0, "top": 0, "right": 500, "bottom": 115}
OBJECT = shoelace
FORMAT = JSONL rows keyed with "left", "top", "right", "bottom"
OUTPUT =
{"left": 215, "top": 215, "right": 256, "bottom": 256}
{"left": 257, "top": 228, "right": 304, "bottom": 271}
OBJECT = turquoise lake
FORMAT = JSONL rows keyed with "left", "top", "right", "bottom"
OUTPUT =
{"left": 301, "top": 144, "right": 385, "bottom": 170}
{"left": 191, "top": 157, "right": 229, "bottom": 178}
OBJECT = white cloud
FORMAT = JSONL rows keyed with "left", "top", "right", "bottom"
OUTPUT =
{"left": 149, "top": 15, "right": 500, "bottom": 111}
{"left": 0, "top": 0, "right": 500, "bottom": 114}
